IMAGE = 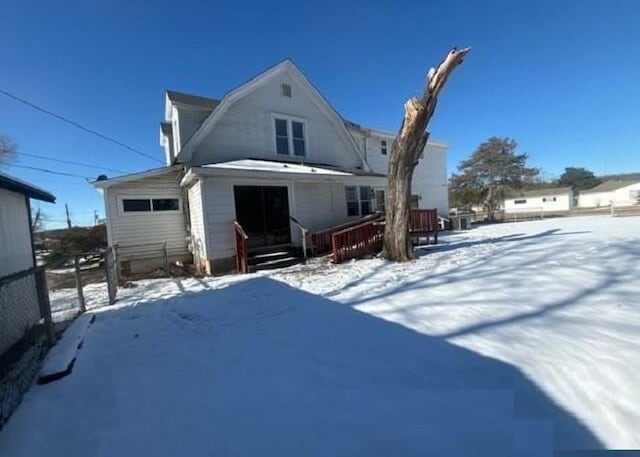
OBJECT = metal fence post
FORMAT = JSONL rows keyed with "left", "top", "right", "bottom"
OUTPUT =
{"left": 74, "top": 254, "right": 86, "bottom": 313}
{"left": 35, "top": 268, "right": 55, "bottom": 346}
{"left": 163, "top": 242, "right": 169, "bottom": 276}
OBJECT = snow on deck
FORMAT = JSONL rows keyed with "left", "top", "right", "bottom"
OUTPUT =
{"left": 1, "top": 215, "right": 639, "bottom": 454}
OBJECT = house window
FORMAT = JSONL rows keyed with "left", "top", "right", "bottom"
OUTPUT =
{"left": 122, "top": 199, "right": 151, "bottom": 212}
{"left": 381, "top": 140, "right": 387, "bottom": 155}
{"left": 274, "top": 117, "right": 306, "bottom": 157}
{"left": 514, "top": 199, "right": 527, "bottom": 204}
{"left": 375, "top": 190, "right": 385, "bottom": 213}
{"left": 410, "top": 194, "right": 420, "bottom": 208}
{"left": 281, "top": 83, "right": 292, "bottom": 97}
{"left": 275, "top": 118, "right": 290, "bottom": 155}
{"left": 122, "top": 198, "right": 180, "bottom": 213}
{"left": 345, "top": 186, "right": 374, "bottom": 216}
{"left": 542, "top": 197, "right": 557, "bottom": 203}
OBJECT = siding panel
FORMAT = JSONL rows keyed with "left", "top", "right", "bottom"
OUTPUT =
{"left": 0, "top": 188, "right": 33, "bottom": 277}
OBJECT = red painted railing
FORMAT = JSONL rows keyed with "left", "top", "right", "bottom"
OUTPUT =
{"left": 311, "top": 212, "right": 384, "bottom": 256}
{"left": 234, "top": 221, "right": 249, "bottom": 274}
{"left": 409, "top": 208, "right": 439, "bottom": 244}
{"left": 331, "top": 220, "right": 385, "bottom": 263}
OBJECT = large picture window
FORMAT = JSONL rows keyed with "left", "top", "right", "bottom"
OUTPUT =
{"left": 121, "top": 197, "right": 180, "bottom": 213}
{"left": 274, "top": 117, "right": 306, "bottom": 157}
{"left": 345, "top": 186, "right": 374, "bottom": 216}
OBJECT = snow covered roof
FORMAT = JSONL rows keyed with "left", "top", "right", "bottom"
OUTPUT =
{"left": 91, "top": 165, "right": 182, "bottom": 189}
{"left": 0, "top": 170, "right": 55, "bottom": 202}
{"left": 202, "top": 159, "right": 352, "bottom": 176}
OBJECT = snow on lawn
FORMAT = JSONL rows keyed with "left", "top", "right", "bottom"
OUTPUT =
{"left": 2, "top": 215, "right": 640, "bottom": 455}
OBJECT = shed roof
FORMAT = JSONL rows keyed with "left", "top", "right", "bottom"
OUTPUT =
{"left": 0, "top": 171, "right": 56, "bottom": 202}
{"left": 509, "top": 186, "right": 572, "bottom": 198}
{"left": 166, "top": 90, "right": 220, "bottom": 110}
{"left": 580, "top": 180, "right": 639, "bottom": 194}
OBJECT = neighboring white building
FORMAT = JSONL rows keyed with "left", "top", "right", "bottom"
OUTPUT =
{"left": 504, "top": 187, "right": 574, "bottom": 213}
{"left": 0, "top": 171, "right": 55, "bottom": 355}
{"left": 94, "top": 60, "right": 449, "bottom": 274}
{"left": 578, "top": 180, "right": 640, "bottom": 208}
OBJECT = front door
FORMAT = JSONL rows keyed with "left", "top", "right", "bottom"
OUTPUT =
{"left": 233, "top": 186, "right": 291, "bottom": 248}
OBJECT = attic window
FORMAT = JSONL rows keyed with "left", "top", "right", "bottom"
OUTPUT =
{"left": 381, "top": 140, "right": 388, "bottom": 155}
{"left": 281, "top": 84, "right": 292, "bottom": 97}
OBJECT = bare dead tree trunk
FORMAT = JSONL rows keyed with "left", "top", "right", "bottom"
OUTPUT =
{"left": 383, "top": 47, "right": 471, "bottom": 261}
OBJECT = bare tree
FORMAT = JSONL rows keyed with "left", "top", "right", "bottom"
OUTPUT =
{"left": 0, "top": 134, "right": 17, "bottom": 167}
{"left": 383, "top": 47, "right": 470, "bottom": 261}
{"left": 31, "top": 206, "right": 48, "bottom": 232}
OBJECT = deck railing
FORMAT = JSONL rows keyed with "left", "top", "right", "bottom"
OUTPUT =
{"left": 311, "top": 212, "right": 385, "bottom": 256}
{"left": 234, "top": 221, "right": 249, "bottom": 274}
{"left": 331, "top": 220, "right": 385, "bottom": 263}
{"left": 289, "top": 216, "right": 310, "bottom": 258}
{"left": 409, "top": 208, "right": 439, "bottom": 244}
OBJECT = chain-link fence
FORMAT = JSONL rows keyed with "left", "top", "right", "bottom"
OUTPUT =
{"left": 0, "top": 267, "right": 54, "bottom": 428}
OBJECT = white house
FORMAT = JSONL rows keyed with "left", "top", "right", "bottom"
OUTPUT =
{"left": 504, "top": 187, "right": 574, "bottom": 213}
{"left": 94, "top": 60, "right": 448, "bottom": 274}
{"left": 0, "top": 171, "right": 55, "bottom": 355}
{"left": 578, "top": 180, "right": 640, "bottom": 208}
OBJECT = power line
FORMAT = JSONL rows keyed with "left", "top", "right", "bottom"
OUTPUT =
{"left": 16, "top": 151, "right": 128, "bottom": 174}
{"left": 0, "top": 88, "right": 163, "bottom": 164}
{"left": 8, "top": 163, "right": 93, "bottom": 180}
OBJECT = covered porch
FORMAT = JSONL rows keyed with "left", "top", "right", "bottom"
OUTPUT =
{"left": 180, "top": 159, "right": 387, "bottom": 274}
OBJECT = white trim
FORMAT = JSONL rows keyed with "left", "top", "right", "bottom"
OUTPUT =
{"left": 92, "top": 166, "right": 181, "bottom": 189}
{"left": 271, "top": 113, "right": 307, "bottom": 158}
{"left": 116, "top": 195, "right": 182, "bottom": 217}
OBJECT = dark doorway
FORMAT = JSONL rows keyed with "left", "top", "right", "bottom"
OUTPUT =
{"left": 234, "top": 186, "right": 291, "bottom": 248}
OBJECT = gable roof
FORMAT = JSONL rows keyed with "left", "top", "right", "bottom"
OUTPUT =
{"left": 166, "top": 90, "right": 220, "bottom": 111}
{"left": 0, "top": 171, "right": 55, "bottom": 202}
{"left": 581, "top": 179, "right": 639, "bottom": 194}
{"left": 176, "top": 59, "right": 371, "bottom": 170}
{"left": 508, "top": 186, "right": 572, "bottom": 199}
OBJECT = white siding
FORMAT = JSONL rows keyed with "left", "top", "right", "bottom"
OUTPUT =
{"left": 0, "top": 188, "right": 33, "bottom": 277}
{"left": 612, "top": 183, "right": 640, "bottom": 205}
{"left": 187, "top": 180, "right": 207, "bottom": 269}
{"left": 505, "top": 191, "right": 573, "bottom": 212}
{"left": 104, "top": 170, "right": 189, "bottom": 260}
{"left": 193, "top": 72, "right": 362, "bottom": 169}
{"left": 293, "top": 182, "right": 348, "bottom": 231}
{"left": 348, "top": 127, "right": 449, "bottom": 215}
{"left": 579, "top": 192, "right": 612, "bottom": 208}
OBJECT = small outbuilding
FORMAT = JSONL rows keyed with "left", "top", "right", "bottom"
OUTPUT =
{"left": 504, "top": 187, "right": 574, "bottom": 214}
{"left": 578, "top": 180, "right": 640, "bottom": 208}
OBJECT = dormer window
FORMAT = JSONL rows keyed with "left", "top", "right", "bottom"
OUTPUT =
{"left": 281, "top": 84, "right": 292, "bottom": 97}
{"left": 274, "top": 116, "right": 306, "bottom": 157}
{"left": 381, "top": 140, "right": 388, "bottom": 155}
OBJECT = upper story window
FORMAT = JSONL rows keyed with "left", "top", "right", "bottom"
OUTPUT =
{"left": 274, "top": 117, "right": 306, "bottom": 157}
{"left": 381, "top": 140, "right": 388, "bottom": 155}
{"left": 281, "top": 84, "right": 292, "bottom": 97}
{"left": 121, "top": 197, "right": 180, "bottom": 213}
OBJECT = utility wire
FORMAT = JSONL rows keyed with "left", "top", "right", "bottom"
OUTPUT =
{"left": 0, "top": 88, "right": 163, "bottom": 164}
{"left": 16, "top": 151, "right": 128, "bottom": 174}
{"left": 9, "top": 163, "right": 94, "bottom": 180}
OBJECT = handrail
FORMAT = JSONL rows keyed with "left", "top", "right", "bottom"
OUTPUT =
{"left": 289, "top": 216, "right": 310, "bottom": 258}
{"left": 234, "top": 221, "right": 248, "bottom": 240}
{"left": 233, "top": 221, "right": 249, "bottom": 273}
{"left": 311, "top": 212, "right": 384, "bottom": 256}
{"left": 313, "top": 212, "right": 383, "bottom": 237}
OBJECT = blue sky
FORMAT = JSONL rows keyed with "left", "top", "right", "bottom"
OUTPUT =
{"left": 1, "top": 0, "right": 639, "bottom": 228}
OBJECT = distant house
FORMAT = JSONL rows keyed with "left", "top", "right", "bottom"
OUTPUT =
{"left": 504, "top": 187, "right": 574, "bottom": 213}
{"left": 94, "top": 60, "right": 449, "bottom": 274}
{"left": 0, "top": 171, "right": 55, "bottom": 355}
{"left": 578, "top": 180, "right": 640, "bottom": 208}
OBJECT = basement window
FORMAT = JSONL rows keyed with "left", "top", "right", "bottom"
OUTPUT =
{"left": 514, "top": 199, "right": 527, "bottom": 204}
{"left": 542, "top": 197, "right": 557, "bottom": 203}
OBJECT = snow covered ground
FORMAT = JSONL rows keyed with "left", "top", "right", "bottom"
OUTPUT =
{"left": 2, "top": 216, "right": 639, "bottom": 455}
